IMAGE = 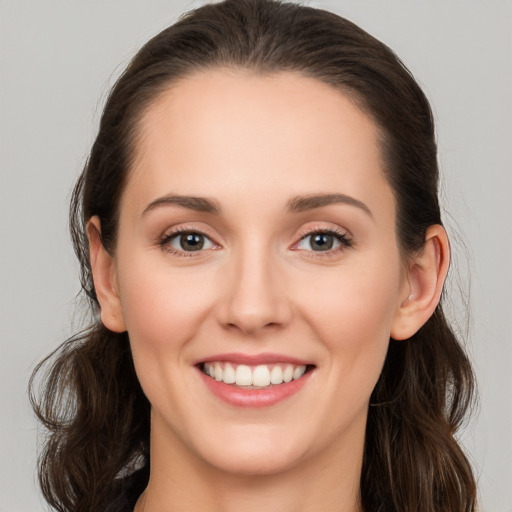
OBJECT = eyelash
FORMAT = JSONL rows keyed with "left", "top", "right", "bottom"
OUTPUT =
{"left": 293, "top": 227, "right": 353, "bottom": 257}
{"left": 159, "top": 226, "right": 352, "bottom": 257}
{"left": 159, "top": 227, "right": 217, "bottom": 257}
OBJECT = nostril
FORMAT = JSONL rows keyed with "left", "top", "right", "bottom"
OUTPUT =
{"left": 224, "top": 320, "right": 284, "bottom": 335}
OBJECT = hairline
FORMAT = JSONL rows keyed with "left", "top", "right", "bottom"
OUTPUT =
{"left": 112, "top": 64, "right": 402, "bottom": 255}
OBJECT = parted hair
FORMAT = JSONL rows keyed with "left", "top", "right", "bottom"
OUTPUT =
{"left": 30, "top": 1, "right": 477, "bottom": 511}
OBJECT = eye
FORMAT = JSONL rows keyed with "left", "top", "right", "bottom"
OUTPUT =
{"left": 161, "top": 230, "right": 216, "bottom": 254}
{"left": 295, "top": 230, "right": 351, "bottom": 252}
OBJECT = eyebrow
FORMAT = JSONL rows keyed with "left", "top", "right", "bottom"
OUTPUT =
{"left": 287, "top": 193, "right": 373, "bottom": 217}
{"left": 142, "top": 194, "right": 222, "bottom": 216}
{"left": 142, "top": 192, "right": 372, "bottom": 218}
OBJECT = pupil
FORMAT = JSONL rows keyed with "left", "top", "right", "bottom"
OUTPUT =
{"left": 181, "top": 233, "right": 204, "bottom": 251}
{"left": 312, "top": 233, "right": 333, "bottom": 251}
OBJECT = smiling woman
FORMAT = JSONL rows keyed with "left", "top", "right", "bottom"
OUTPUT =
{"left": 30, "top": 1, "right": 477, "bottom": 511}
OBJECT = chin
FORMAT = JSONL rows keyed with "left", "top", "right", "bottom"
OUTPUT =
{"left": 190, "top": 423, "right": 318, "bottom": 477}
{"left": 203, "top": 444, "right": 305, "bottom": 477}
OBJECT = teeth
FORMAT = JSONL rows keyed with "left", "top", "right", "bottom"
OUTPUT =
{"left": 223, "top": 363, "right": 236, "bottom": 384}
{"left": 252, "top": 365, "right": 271, "bottom": 387}
{"left": 283, "top": 365, "right": 294, "bottom": 383}
{"left": 270, "top": 365, "right": 283, "bottom": 385}
{"left": 235, "top": 365, "right": 253, "bottom": 386}
{"left": 202, "top": 362, "right": 309, "bottom": 387}
{"left": 293, "top": 365, "right": 306, "bottom": 380}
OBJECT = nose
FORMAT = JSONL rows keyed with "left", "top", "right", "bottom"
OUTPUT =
{"left": 216, "top": 243, "right": 292, "bottom": 335}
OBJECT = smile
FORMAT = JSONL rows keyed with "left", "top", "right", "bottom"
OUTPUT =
{"left": 197, "top": 356, "right": 315, "bottom": 407}
{"left": 201, "top": 362, "right": 308, "bottom": 388}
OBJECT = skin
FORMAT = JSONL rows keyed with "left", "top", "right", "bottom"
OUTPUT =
{"left": 89, "top": 69, "right": 449, "bottom": 512}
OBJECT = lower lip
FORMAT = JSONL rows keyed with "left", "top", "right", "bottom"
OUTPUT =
{"left": 197, "top": 367, "right": 313, "bottom": 408}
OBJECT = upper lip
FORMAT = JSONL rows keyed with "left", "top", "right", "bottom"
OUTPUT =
{"left": 194, "top": 352, "right": 314, "bottom": 366}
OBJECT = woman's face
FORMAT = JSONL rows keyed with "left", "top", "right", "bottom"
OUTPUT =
{"left": 109, "top": 69, "right": 409, "bottom": 475}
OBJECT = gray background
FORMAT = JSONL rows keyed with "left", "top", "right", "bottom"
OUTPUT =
{"left": 1, "top": 1, "right": 510, "bottom": 510}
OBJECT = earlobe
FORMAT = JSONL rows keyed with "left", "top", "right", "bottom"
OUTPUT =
{"left": 87, "top": 217, "right": 127, "bottom": 333}
{"left": 391, "top": 225, "right": 449, "bottom": 340}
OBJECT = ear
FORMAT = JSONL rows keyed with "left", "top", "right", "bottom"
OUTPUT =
{"left": 391, "top": 224, "right": 449, "bottom": 340}
{"left": 87, "top": 216, "right": 126, "bottom": 333}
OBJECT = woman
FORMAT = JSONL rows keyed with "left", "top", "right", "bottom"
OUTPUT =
{"left": 30, "top": 0, "right": 477, "bottom": 511}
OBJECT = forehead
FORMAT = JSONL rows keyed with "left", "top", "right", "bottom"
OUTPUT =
{"left": 124, "top": 68, "right": 394, "bottom": 219}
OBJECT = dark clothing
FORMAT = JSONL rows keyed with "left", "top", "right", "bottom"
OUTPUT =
{"left": 104, "top": 466, "right": 149, "bottom": 512}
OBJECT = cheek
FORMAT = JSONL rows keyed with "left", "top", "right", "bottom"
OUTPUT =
{"left": 117, "top": 260, "right": 212, "bottom": 346}
{"left": 297, "top": 254, "right": 402, "bottom": 378}
{"left": 115, "top": 259, "right": 219, "bottom": 416}
{"left": 115, "top": 259, "right": 220, "bottom": 403}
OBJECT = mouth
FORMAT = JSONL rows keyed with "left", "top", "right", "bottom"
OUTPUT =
{"left": 196, "top": 356, "right": 315, "bottom": 407}
{"left": 199, "top": 361, "right": 314, "bottom": 389}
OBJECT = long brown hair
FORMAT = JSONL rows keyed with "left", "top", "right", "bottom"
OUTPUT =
{"left": 30, "top": 1, "right": 477, "bottom": 510}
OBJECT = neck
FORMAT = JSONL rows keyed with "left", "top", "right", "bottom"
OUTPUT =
{"left": 135, "top": 414, "right": 365, "bottom": 512}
